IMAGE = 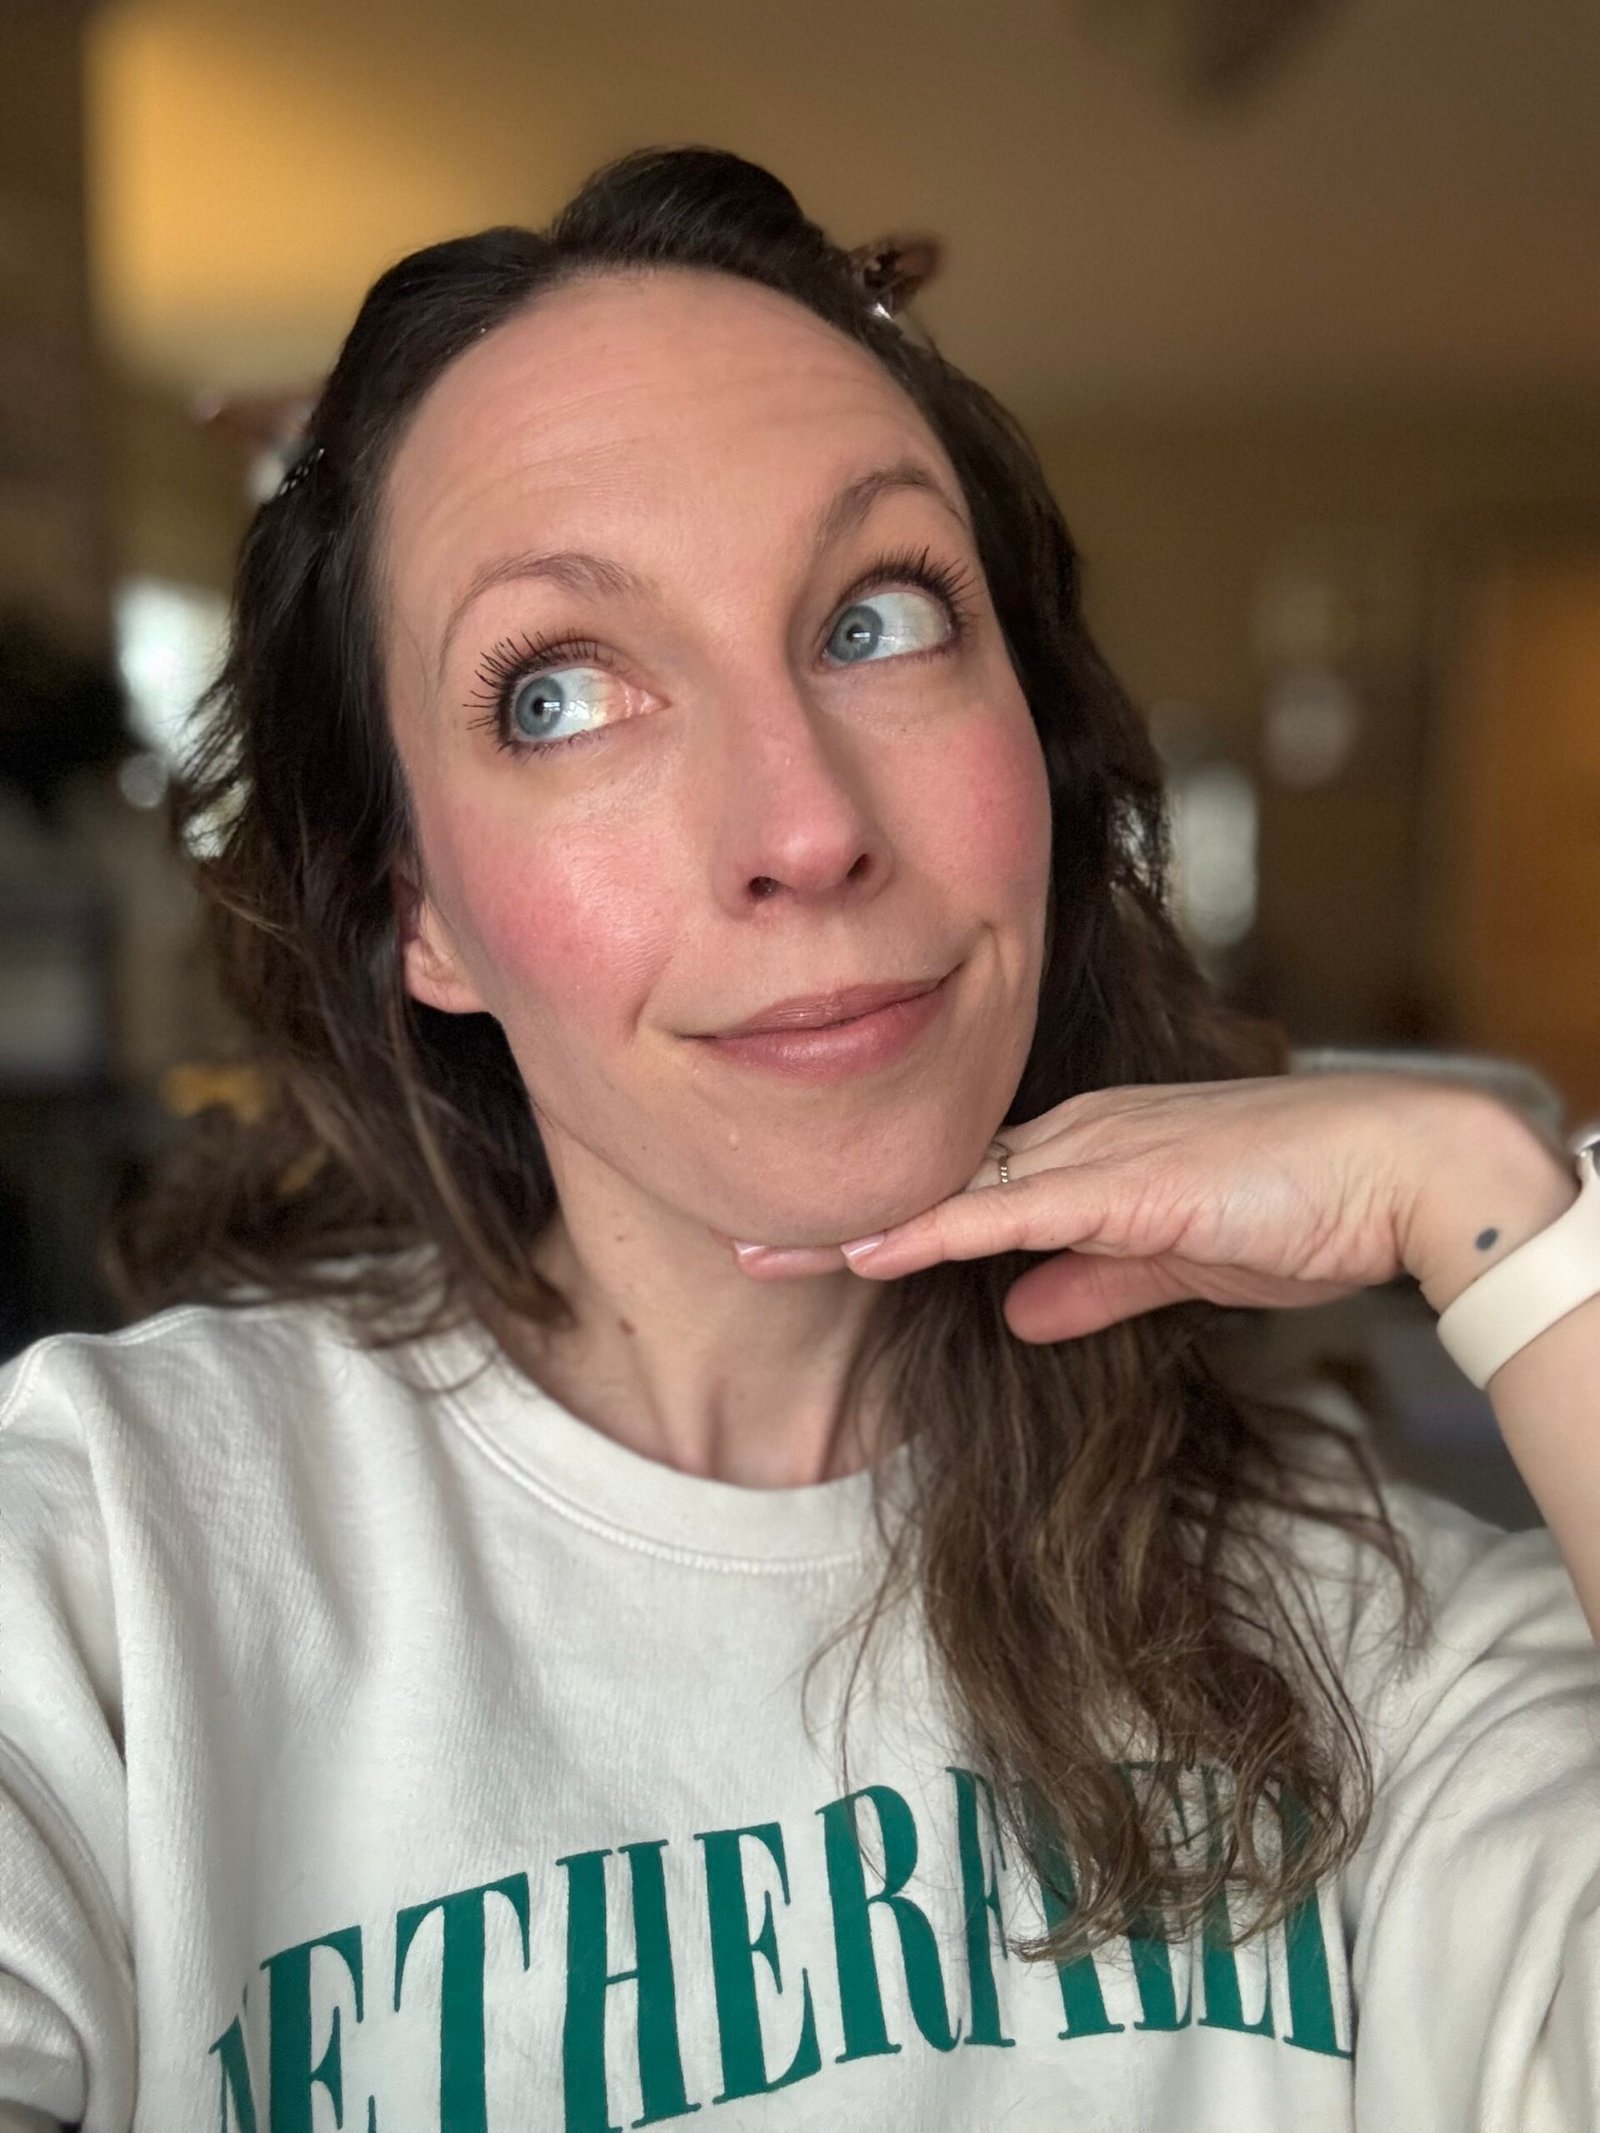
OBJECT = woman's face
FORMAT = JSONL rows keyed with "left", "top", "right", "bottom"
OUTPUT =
{"left": 383, "top": 266, "right": 1052, "bottom": 1251}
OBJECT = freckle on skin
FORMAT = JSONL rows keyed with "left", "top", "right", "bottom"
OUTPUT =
{"left": 619, "top": 1317, "right": 635, "bottom": 1336}
{"left": 1476, "top": 1227, "right": 1500, "bottom": 1251}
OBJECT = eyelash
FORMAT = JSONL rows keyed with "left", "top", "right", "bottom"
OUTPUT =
{"left": 465, "top": 544, "right": 980, "bottom": 756}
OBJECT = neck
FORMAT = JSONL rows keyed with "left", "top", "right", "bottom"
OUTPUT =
{"left": 508, "top": 1171, "right": 894, "bottom": 1491}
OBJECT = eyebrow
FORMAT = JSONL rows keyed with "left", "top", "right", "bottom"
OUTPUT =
{"left": 433, "top": 456, "right": 970, "bottom": 684}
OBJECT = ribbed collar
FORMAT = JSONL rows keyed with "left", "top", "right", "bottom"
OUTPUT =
{"left": 417, "top": 1319, "right": 910, "bottom": 1571}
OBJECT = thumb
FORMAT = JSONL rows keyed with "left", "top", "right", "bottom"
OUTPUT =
{"left": 1002, "top": 1251, "right": 1187, "bottom": 1343}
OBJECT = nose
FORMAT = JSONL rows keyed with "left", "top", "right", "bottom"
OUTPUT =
{"left": 702, "top": 663, "right": 890, "bottom": 913}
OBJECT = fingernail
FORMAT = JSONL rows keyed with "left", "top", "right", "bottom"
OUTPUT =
{"left": 733, "top": 1241, "right": 775, "bottom": 1265}
{"left": 840, "top": 1233, "right": 887, "bottom": 1265}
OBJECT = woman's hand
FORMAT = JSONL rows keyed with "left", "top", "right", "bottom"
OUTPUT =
{"left": 732, "top": 1072, "right": 1577, "bottom": 1346}
{"left": 735, "top": 1068, "right": 1600, "bottom": 1655}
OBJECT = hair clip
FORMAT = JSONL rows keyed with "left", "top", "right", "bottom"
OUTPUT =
{"left": 274, "top": 441, "right": 326, "bottom": 501}
{"left": 845, "top": 233, "right": 943, "bottom": 320}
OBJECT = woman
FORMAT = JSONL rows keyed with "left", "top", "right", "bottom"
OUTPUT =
{"left": 3, "top": 146, "right": 1597, "bottom": 2132}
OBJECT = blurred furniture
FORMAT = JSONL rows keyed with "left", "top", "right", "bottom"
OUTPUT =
{"left": 1421, "top": 543, "right": 1600, "bottom": 1127}
{"left": 0, "top": 872, "right": 123, "bottom": 1353}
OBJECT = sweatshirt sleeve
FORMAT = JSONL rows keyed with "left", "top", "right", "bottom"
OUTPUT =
{"left": 0, "top": 1340, "right": 137, "bottom": 2132}
{"left": 1344, "top": 1487, "right": 1600, "bottom": 2129}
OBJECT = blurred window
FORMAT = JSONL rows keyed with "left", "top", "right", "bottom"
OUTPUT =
{"left": 112, "top": 577, "right": 229, "bottom": 767}
{"left": 1169, "top": 757, "right": 1258, "bottom": 955}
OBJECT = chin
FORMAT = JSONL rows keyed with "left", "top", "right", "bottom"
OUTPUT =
{"left": 716, "top": 1188, "right": 941, "bottom": 1252}
{"left": 696, "top": 1130, "right": 986, "bottom": 1247}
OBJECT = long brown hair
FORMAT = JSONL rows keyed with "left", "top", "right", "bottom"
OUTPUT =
{"left": 111, "top": 145, "right": 1423, "bottom": 1958}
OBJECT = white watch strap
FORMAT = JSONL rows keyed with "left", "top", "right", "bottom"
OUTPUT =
{"left": 1436, "top": 1142, "right": 1600, "bottom": 1389}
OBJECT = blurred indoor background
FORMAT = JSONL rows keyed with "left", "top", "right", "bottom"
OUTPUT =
{"left": 2, "top": 0, "right": 1596, "bottom": 1526}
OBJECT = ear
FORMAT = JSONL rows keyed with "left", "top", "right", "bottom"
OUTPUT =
{"left": 392, "top": 867, "right": 487, "bottom": 1017}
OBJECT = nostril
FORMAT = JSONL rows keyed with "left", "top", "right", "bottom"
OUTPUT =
{"left": 751, "top": 876, "right": 779, "bottom": 900}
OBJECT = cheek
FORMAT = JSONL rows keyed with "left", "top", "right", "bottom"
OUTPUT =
{"left": 916, "top": 698, "right": 1052, "bottom": 915}
{"left": 420, "top": 791, "right": 675, "bottom": 1047}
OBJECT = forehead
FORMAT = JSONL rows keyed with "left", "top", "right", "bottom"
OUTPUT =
{"left": 381, "top": 267, "right": 955, "bottom": 604}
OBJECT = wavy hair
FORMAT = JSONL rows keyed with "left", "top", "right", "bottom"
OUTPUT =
{"left": 110, "top": 145, "right": 1424, "bottom": 1957}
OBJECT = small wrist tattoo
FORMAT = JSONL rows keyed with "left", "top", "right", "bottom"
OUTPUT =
{"left": 1474, "top": 1227, "right": 1500, "bottom": 1252}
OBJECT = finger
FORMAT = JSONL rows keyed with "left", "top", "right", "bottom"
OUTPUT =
{"left": 840, "top": 1170, "right": 1108, "bottom": 1280}
{"left": 1003, "top": 1252, "right": 1187, "bottom": 1342}
{"left": 1006, "top": 1253, "right": 1364, "bottom": 1335}
{"left": 730, "top": 1240, "right": 848, "bottom": 1279}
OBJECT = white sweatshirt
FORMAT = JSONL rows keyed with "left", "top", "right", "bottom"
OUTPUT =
{"left": 1, "top": 1297, "right": 1597, "bottom": 2133}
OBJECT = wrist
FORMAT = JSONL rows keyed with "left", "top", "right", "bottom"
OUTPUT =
{"left": 1405, "top": 1096, "right": 1578, "bottom": 1315}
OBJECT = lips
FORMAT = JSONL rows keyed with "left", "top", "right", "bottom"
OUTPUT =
{"left": 706, "top": 976, "right": 945, "bottom": 1039}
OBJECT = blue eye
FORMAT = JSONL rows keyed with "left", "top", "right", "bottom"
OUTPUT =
{"left": 507, "top": 666, "right": 613, "bottom": 746}
{"left": 471, "top": 550, "right": 975, "bottom": 759}
{"left": 826, "top": 587, "right": 950, "bottom": 665}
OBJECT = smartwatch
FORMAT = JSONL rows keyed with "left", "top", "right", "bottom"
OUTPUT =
{"left": 1436, "top": 1141, "right": 1600, "bottom": 1389}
